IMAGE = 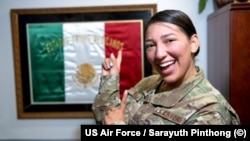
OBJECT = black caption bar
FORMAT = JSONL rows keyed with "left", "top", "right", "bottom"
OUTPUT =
{"left": 81, "top": 125, "right": 249, "bottom": 139}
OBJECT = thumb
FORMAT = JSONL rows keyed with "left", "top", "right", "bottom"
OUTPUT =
{"left": 110, "top": 49, "right": 122, "bottom": 70}
{"left": 120, "top": 90, "right": 128, "bottom": 112}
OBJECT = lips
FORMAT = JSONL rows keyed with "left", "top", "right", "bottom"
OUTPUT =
{"left": 159, "top": 60, "right": 175, "bottom": 75}
{"left": 159, "top": 61, "right": 174, "bottom": 67}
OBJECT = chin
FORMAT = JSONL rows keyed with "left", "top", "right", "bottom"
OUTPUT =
{"left": 162, "top": 75, "right": 177, "bottom": 84}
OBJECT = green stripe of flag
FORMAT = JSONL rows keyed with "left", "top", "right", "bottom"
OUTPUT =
{"left": 28, "top": 23, "right": 65, "bottom": 102}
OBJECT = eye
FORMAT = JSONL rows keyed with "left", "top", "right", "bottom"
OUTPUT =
{"left": 146, "top": 44, "right": 155, "bottom": 49}
{"left": 164, "top": 38, "right": 175, "bottom": 44}
{"left": 145, "top": 42, "right": 155, "bottom": 49}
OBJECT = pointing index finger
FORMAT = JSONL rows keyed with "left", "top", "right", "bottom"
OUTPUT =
{"left": 116, "top": 49, "right": 122, "bottom": 67}
{"left": 120, "top": 90, "right": 128, "bottom": 112}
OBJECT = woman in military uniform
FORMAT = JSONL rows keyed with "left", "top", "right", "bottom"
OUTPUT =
{"left": 92, "top": 9, "right": 240, "bottom": 125}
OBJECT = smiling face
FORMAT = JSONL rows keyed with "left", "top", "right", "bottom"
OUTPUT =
{"left": 145, "top": 22, "right": 199, "bottom": 89}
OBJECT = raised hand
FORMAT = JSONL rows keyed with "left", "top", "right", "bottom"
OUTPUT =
{"left": 102, "top": 50, "right": 122, "bottom": 76}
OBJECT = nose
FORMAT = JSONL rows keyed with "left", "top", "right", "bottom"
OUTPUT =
{"left": 155, "top": 43, "right": 166, "bottom": 60}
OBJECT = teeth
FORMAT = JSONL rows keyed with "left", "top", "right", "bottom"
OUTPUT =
{"left": 160, "top": 61, "right": 173, "bottom": 67}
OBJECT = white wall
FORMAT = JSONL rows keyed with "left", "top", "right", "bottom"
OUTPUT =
{"left": 0, "top": 0, "right": 214, "bottom": 140}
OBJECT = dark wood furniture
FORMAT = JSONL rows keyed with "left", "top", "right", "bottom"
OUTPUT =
{"left": 207, "top": 2, "right": 250, "bottom": 125}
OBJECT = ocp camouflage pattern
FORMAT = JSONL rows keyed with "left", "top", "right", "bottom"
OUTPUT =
{"left": 92, "top": 67, "right": 240, "bottom": 125}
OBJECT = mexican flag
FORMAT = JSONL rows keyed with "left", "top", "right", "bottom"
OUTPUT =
{"left": 27, "top": 21, "right": 143, "bottom": 104}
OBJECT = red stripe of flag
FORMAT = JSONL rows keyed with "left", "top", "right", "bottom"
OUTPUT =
{"left": 105, "top": 21, "right": 143, "bottom": 98}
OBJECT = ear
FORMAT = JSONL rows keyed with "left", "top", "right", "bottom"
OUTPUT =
{"left": 190, "top": 34, "right": 199, "bottom": 54}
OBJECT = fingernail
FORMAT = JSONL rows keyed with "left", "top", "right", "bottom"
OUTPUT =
{"left": 111, "top": 53, "right": 115, "bottom": 59}
{"left": 124, "top": 89, "right": 128, "bottom": 95}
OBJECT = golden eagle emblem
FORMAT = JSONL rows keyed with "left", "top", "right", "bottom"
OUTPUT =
{"left": 72, "top": 63, "right": 98, "bottom": 88}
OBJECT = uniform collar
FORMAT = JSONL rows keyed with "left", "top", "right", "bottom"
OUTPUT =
{"left": 144, "top": 66, "right": 204, "bottom": 107}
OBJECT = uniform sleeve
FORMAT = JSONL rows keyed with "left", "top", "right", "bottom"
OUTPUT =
{"left": 92, "top": 74, "right": 121, "bottom": 124}
{"left": 186, "top": 111, "right": 228, "bottom": 125}
{"left": 185, "top": 103, "right": 240, "bottom": 125}
{"left": 92, "top": 74, "right": 160, "bottom": 125}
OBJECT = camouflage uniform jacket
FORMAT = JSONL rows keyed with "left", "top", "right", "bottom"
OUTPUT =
{"left": 92, "top": 67, "right": 240, "bottom": 125}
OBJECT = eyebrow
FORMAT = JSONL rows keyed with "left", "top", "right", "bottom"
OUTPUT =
{"left": 160, "top": 33, "right": 175, "bottom": 39}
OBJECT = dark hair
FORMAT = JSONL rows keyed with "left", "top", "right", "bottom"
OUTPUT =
{"left": 145, "top": 9, "right": 200, "bottom": 56}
